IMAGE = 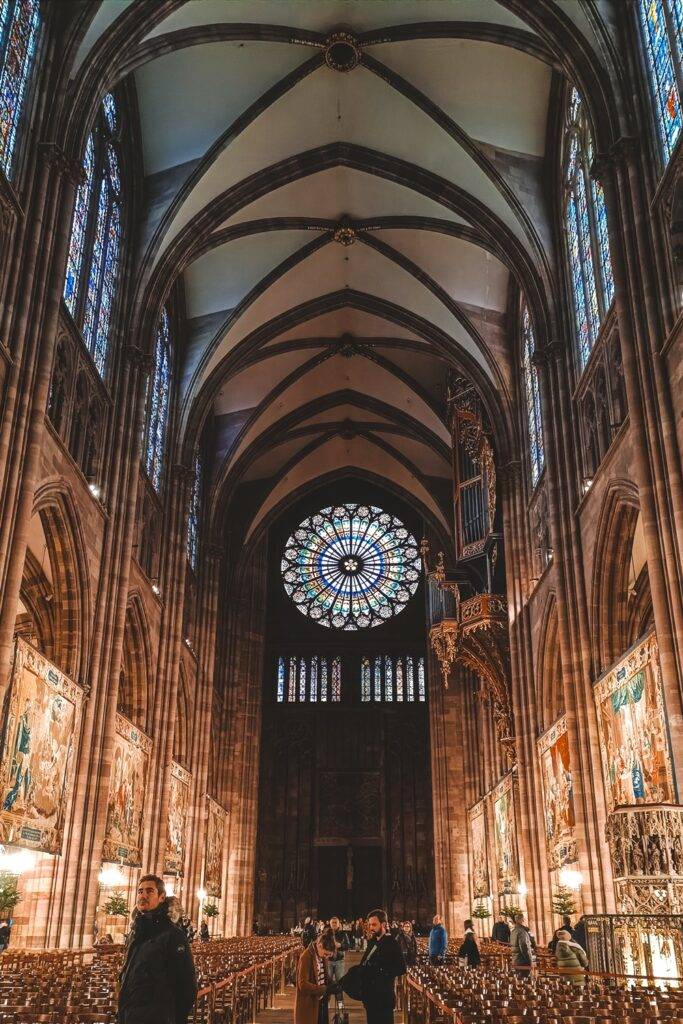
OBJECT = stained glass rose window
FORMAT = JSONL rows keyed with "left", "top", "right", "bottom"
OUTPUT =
{"left": 281, "top": 504, "right": 421, "bottom": 630}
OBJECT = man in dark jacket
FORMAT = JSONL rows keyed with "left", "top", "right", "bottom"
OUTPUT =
{"left": 492, "top": 916, "right": 511, "bottom": 944}
{"left": 118, "top": 874, "right": 197, "bottom": 1024}
{"left": 357, "top": 908, "right": 406, "bottom": 1024}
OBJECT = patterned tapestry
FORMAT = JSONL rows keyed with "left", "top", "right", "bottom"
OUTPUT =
{"left": 0, "top": 639, "right": 84, "bottom": 854}
{"left": 538, "top": 716, "right": 577, "bottom": 869}
{"left": 164, "top": 761, "right": 191, "bottom": 875}
{"left": 492, "top": 774, "right": 519, "bottom": 895}
{"left": 102, "top": 714, "right": 152, "bottom": 866}
{"left": 594, "top": 633, "right": 675, "bottom": 811}
{"left": 204, "top": 797, "right": 227, "bottom": 898}
{"left": 469, "top": 799, "right": 490, "bottom": 898}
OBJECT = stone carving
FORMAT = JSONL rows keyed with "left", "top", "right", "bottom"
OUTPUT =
{"left": 606, "top": 806, "right": 683, "bottom": 913}
{"left": 318, "top": 771, "right": 380, "bottom": 838}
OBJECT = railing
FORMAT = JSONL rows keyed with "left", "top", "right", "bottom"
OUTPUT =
{"left": 191, "top": 945, "right": 299, "bottom": 1024}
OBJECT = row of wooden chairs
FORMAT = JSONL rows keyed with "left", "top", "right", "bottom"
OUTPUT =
{"left": 403, "top": 943, "right": 683, "bottom": 1024}
{"left": 0, "top": 936, "right": 300, "bottom": 1024}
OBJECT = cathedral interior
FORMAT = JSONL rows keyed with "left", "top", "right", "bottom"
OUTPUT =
{"left": 1, "top": 0, "right": 683, "bottom": 1008}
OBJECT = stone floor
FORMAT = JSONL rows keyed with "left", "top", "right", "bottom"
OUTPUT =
{"left": 257, "top": 951, "right": 397, "bottom": 1023}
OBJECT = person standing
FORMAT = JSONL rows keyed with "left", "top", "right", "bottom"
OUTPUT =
{"left": 397, "top": 921, "right": 417, "bottom": 966}
{"left": 0, "top": 919, "right": 10, "bottom": 952}
{"left": 428, "top": 914, "right": 448, "bottom": 965}
{"left": 328, "top": 916, "right": 350, "bottom": 986}
{"left": 491, "top": 916, "right": 510, "bottom": 943}
{"left": 295, "top": 928, "right": 337, "bottom": 1024}
{"left": 509, "top": 913, "right": 534, "bottom": 975}
{"left": 302, "top": 917, "right": 317, "bottom": 947}
{"left": 554, "top": 929, "right": 588, "bottom": 987}
{"left": 354, "top": 909, "right": 406, "bottom": 1024}
{"left": 548, "top": 916, "right": 573, "bottom": 954}
{"left": 199, "top": 920, "right": 209, "bottom": 943}
{"left": 118, "top": 874, "right": 197, "bottom": 1024}
{"left": 457, "top": 920, "right": 481, "bottom": 967}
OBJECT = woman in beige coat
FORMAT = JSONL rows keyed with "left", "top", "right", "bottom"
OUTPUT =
{"left": 295, "top": 929, "right": 337, "bottom": 1024}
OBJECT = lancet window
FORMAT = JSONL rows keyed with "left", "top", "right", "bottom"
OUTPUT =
{"left": 638, "top": 0, "right": 682, "bottom": 163}
{"left": 0, "top": 0, "right": 40, "bottom": 178}
{"left": 563, "top": 88, "right": 615, "bottom": 368}
{"left": 521, "top": 304, "right": 545, "bottom": 487}
{"left": 63, "top": 92, "right": 122, "bottom": 378}
{"left": 187, "top": 450, "right": 201, "bottom": 571}
{"left": 145, "top": 307, "right": 171, "bottom": 491}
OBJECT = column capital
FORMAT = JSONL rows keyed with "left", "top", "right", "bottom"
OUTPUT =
{"left": 531, "top": 340, "right": 564, "bottom": 369}
{"left": 172, "top": 462, "right": 195, "bottom": 486}
{"left": 123, "top": 344, "right": 154, "bottom": 373}
{"left": 38, "top": 142, "right": 84, "bottom": 186}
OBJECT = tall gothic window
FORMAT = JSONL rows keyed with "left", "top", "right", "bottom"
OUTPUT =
{"left": 0, "top": 0, "right": 40, "bottom": 179}
{"left": 63, "top": 92, "right": 122, "bottom": 378}
{"left": 145, "top": 307, "right": 171, "bottom": 490}
{"left": 563, "top": 88, "right": 615, "bottom": 369}
{"left": 521, "top": 304, "right": 544, "bottom": 487}
{"left": 187, "top": 450, "right": 201, "bottom": 570}
{"left": 638, "top": 0, "right": 682, "bottom": 163}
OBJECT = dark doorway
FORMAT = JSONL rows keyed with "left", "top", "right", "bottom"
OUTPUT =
{"left": 352, "top": 846, "right": 383, "bottom": 918}
{"left": 317, "top": 846, "right": 347, "bottom": 920}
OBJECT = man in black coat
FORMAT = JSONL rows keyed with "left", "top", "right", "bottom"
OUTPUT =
{"left": 118, "top": 874, "right": 197, "bottom": 1024}
{"left": 358, "top": 908, "right": 406, "bottom": 1024}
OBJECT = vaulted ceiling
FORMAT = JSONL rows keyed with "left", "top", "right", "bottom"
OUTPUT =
{"left": 70, "top": 0, "right": 618, "bottom": 548}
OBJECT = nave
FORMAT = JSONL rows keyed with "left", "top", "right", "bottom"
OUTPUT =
{"left": 0, "top": 0, "right": 683, "bottom": 1013}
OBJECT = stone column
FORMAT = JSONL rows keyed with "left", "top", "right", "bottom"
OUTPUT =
{"left": 183, "top": 544, "right": 222, "bottom": 912}
{"left": 47, "top": 344, "right": 151, "bottom": 947}
{"left": 142, "top": 463, "right": 193, "bottom": 873}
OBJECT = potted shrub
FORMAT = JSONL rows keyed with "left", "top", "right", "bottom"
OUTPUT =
{"left": 0, "top": 872, "right": 22, "bottom": 917}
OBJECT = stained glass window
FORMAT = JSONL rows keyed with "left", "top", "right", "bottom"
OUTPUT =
{"left": 521, "top": 304, "right": 545, "bottom": 487}
{"left": 563, "top": 88, "right": 615, "bottom": 368}
{"left": 281, "top": 503, "right": 421, "bottom": 630}
{"left": 187, "top": 450, "right": 201, "bottom": 570}
{"left": 145, "top": 307, "right": 172, "bottom": 490}
{"left": 63, "top": 92, "right": 122, "bottom": 377}
{"left": 638, "top": 0, "right": 682, "bottom": 162}
{"left": 361, "top": 657, "right": 371, "bottom": 702}
{"left": 276, "top": 655, "right": 340, "bottom": 703}
{"left": 360, "top": 655, "right": 426, "bottom": 703}
{"left": 0, "top": 0, "right": 40, "bottom": 179}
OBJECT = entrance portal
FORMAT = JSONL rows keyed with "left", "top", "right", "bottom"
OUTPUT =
{"left": 317, "top": 845, "right": 383, "bottom": 920}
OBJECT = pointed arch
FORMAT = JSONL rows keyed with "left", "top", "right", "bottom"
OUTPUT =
{"left": 119, "top": 593, "right": 152, "bottom": 729}
{"left": 590, "top": 481, "right": 643, "bottom": 675}
{"left": 173, "top": 661, "right": 192, "bottom": 769}
{"left": 31, "top": 483, "right": 91, "bottom": 685}
{"left": 537, "top": 593, "right": 564, "bottom": 733}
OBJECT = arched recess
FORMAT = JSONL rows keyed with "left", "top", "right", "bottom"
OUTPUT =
{"left": 119, "top": 594, "right": 151, "bottom": 729}
{"left": 31, "top": 484, "right": 91, "bottom": 685}
{"left": 591, "top": 482, "right": 652, "bottom": 676}
{"left": 173, "top": 662, "right": 192, "bottom": 768}
{"left": 17, "top": 549, "right": 55, "bottom": 658}
{"left": 537, "top": 593, "right": 565, "bottom": 733}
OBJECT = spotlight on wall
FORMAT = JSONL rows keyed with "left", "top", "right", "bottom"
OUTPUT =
{"left": 197, "top": 887, "right": 207, "bottom": 901}
{"left": 89, "top": 483, "right": 101, "bottom": 499}
{"left": 165, "top": 879, "right": 175, "bottom": 897}
{"left": 151, "top": 581, "right": 160, "bottom": 596}
{"left": 518, "top": 882, "right": 528, "bottom": 897}
{"left": 582, "top": 478, "right": 593, "bottom": 495}
{"left": 0, "top": 845, "right": 36, "bottom": 875}
{"left": 98, "top": 862, "right": 126, "bottom": 888}
{"left": 559, "top": 867, "right": 584, "bottom": 891}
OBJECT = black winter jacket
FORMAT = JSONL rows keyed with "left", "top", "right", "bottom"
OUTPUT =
{"left": 359, "top": 933, "right": 406, "bottom": 1009}
{"left": 118, "top": 902, "right": 197, "bottom": 1024}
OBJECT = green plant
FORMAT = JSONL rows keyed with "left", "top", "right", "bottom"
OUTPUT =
{"left": 204, "top": 902, "right": 219, "bottom": 918}
{"left": 552, "top": 885, "right": 577, "bottom": 918}
{"left": 471, "top": 904, "right": 491, "bottom": 920}
{"left": 0, "top": 872, "right": 22, "bottom": 915}
{"left": 103, "top": 892, "right": 129, "bottom": 917}
{"left": 500, "top": 904, "right": 522, "bottom": 921}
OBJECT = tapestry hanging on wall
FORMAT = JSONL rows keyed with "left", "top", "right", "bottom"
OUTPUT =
{"left": 469, "top": 799, "right": 490, "bottom": 898}
{"left": 163, "top": 760, "right": 191, "bottom": 876}
{"left": 204, "top": 796, "right": 227, "bottom": 898}
{"left": 102, "top": 713, "right": 152, "bottom": 866}
{"left": 492, "top": 773, "right": 520, "bottom": 895}
{"left": 0, "top": 639, "right": 84, "bottom": 854}
{"left": 538, "top": 715, "right": 577, "bottom": 869}
{"left": 594, "top": 632, "right": 675, "bottom": 811}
